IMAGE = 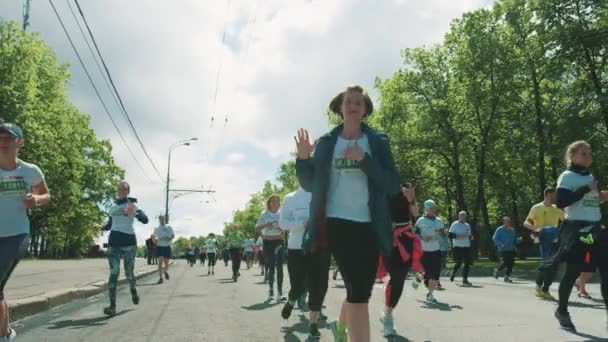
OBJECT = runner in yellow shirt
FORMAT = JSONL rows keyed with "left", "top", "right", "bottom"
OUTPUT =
{"left": 524, "top": 187, "right": 564, "bottom": 299}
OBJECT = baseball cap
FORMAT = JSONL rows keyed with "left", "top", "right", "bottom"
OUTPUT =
{"left": 459, "top": 211, "right": 467, "bottom": 217}
{"left": 0, "top": 123, "right": 23, "bottom": 138}
{"left": 423, "top": 200, "right": 437, "bottom": 210}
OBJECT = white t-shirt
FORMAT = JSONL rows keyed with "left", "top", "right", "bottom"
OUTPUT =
{"left": 449, "top": 221, "right": 472, "bottom": 248}
{"left": 0, "top": 160, "right": 45, "bottom": 237}
{"left": 280, "top": 188, "right": 311, "bottom": 250}
{"left": 257, "top": 211, "right": 282, "bottom": 238}
{"left": 326, "top": 135, "right": 371, "bottom": 223}
{"left": 205, "top": 238, "right": 217, "bottom": 254}
{"left": 154, "top": 225, "right": 174, "bottom": 247}
{"left": 415, "top": 216, "right": 444, "bottom": 252}
{"left": 557, "top": 170, "right": 601, "bottom": 222}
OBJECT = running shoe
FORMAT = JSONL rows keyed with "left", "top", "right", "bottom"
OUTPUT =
{"left": 462, "top": 280, "right": 473, "bottom": 287}
{"left": 157, "top": 278, "right": 164, "bottom": 285}
{"left": 330, "top": 321, "right": 348, "bottom": 342}
{"left": 535, "top": 288, "right": 544, "bottom": 298}
{"left": 541, "top": 291, "right": 555, "bottom": 300}
{"left": 281, "top": 302, "right": 294, "bottom": 319}
{"left": 277, "top": 293, "right": 287, "bottom": 303}
{"left": 308, "top": 323, "right": 321, "bottom": 339}
{"left": 165, "top": 272, "right": 170, "bottom": 280}
{"left": 578, "top": 292, "right": 592, "bottom": 299}
{"left": 3, "top": 329, "right": 16, "bottom": 342}
{"left": 103, "top": 306, "right": 116, "bottom": 316}
{"left": 555, "top": 310, "right": 576, "bottom": 331}
{"left": 426, "top": 293, "right": 439, "bottom": 304}
{"left": 131, "top": 289, "right": 140, "bottom": 305}
{"left": 380, "top": 314, "right": 397, "bottom": 337}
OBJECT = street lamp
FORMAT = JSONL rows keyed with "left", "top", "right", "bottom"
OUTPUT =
{"left": 165, "top": 137, "right": 198, "bottom": 222}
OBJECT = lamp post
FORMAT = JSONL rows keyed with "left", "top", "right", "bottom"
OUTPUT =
{"left": 165, "top": 138, "right": 198, "bottom": 222}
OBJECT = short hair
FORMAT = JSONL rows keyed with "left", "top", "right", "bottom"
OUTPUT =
{"left": 544, "top": 187, "right": 556, "bottom": 196}
{"left": 329, "top": 85, "right": 374, "bottom": 119}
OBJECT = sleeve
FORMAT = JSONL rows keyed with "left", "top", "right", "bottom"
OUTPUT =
{"left": 525, "top": 206, "right": 538, "bottom": 227}
{"left": 28, "top": 164, "right": 45, "bottom": 187}
{"left": 492, "top": 228, "right": 500, "bottom": 246}
{"left": 296, "top": 141, "right": 321, "bottom": 193}
{"left": 256, "top": 212, "right": 266, "bottom": 227}
{"left": 414, "top": 218, "right": 423, "bottom": 236}
{"left": 279, "top": 198, "right": 296, "bottom": 232}
{"left": 556, "top": 172, "right": 591, "bottom": 209}
{"left": 136, "top": 209, "right": 149, "bottom": 224}
{"left": 358, "top": 136, "right": 400, "bottom": 195}
{"left": 102, "top": 217, "right": 113, "bottom": 231}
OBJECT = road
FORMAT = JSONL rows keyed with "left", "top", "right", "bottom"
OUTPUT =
{"left": 13, "top": 262, "right": 608, "bottom": 341}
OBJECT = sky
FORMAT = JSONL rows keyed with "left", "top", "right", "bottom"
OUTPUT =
{"left": 0, "top": 0, "right": 491, "bottom": 245}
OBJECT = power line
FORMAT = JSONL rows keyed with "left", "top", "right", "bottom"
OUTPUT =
{"left": 47, "top": 0, "right": 154, "bottom": 182}
{"left": 64, "top": 0, "right": 123, "bottom": 117}
{"left": 73, "top": 0, "right": 164, "bottom": 181}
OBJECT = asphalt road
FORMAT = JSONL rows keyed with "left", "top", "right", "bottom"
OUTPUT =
{"left": 12, "top": 261, "right": 608, "bottom": 341}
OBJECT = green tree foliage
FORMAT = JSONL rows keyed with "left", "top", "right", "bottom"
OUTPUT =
{"left": 0, "top": 21, "right": 124, "bottom": 258}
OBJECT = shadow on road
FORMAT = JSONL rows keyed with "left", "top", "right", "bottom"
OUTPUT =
{"left": 567, "top": 300, "right": 605, "bottom": 310}
{"left": 564, "top": 329, "right": 608, "bottom": 341}
{"left": 138, "top": 282, "right": 161, "bottom": 287}
{"left": 47, "top": 310, "right": 132, "bottom": 330}
{"left": 242, "top": 301, "right": 281, "bottom": 311}
{"left": 386, "top": 334, "right": 412, "bottom": 342}
{"left": 417, "top": 300, "right": 463, "bottom": 312}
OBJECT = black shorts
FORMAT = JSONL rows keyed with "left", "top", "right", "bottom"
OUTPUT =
{"left": 452, "top": 247, "right": 471, "bottom": 265}
{"left": 421, "top": 250, "right": 441, "bottom": 281}
{"left": 326, "top": 217, "right": 378, "bottom": 304}
{"left": 207, "top": 253, "right": 217, "bottom": 266}
{"left": 156, "top": 246, "right": 172, "bottom": 258}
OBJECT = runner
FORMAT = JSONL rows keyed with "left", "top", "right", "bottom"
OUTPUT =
{"left": 294, "top": 85, "right": 400, "bottom": 341}
{"left": 256, "top": 195, "right": 287, "bottom": 303}
{"left": 186, "top": 244, "right": 196, "bottom": 267}
{"left": 145, "top": 234, "right": 157, "bottom": 265}
{"left": 415, "top": 199, "right": 444, "bottom": 304}
{"left": 279, "top": 186, "right": 331, "bottom": 339}
{"left": 222, "top": 244, "right": 231, "bottom": 267}
{"left": 154, "top": 215, "right": 174, "bottom": 284}
{"left": 101, "top": 181, "right": 149, "bottom": 316}
{"left": 523, "top": 187, "right": 564, "bottom": 299}
{"left": 205, "top": 233, "right": 218, "bottom": 275}
{"left": 0, "top": 123, "right": 51, "bottom": 341}
{"left": 244, "top": 238, "right": 254, "bottom": 269}
{"left": 546, "top": 141, "right": 608, "bottom": 331}
{"left": 449, "top": 211, "right": 473, "bottom": 287}
{"left": 378, "top": 183, "right": 422, "bottom": 337}
{"left": 492, "top": 217, "right": 517, "bottom": 283}
{"left": 226, "top": 225, "right": 245, "bottom": 281}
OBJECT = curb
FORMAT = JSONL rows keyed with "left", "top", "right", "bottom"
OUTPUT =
{"left": 9, "top": 265, "right": 165, "bottom": 321}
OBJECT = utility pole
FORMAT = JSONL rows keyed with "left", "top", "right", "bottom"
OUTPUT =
{"left": 23, "top": 0, "right": 32, "bottom": 31}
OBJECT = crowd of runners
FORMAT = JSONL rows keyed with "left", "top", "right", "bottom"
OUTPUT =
{"left": 2, "top": 85, "right": 608, "bottom": 341}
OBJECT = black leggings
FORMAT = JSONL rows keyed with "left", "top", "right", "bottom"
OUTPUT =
{"left": 558, "top": 236, "right": 608, "bottom": 313}
{"left": 451, "top": 247, "right": 471, "bottom": 281}
{"left": 327, "top": 218, "right": 378, "bottom": 304}
{"left": 497, "top": 251, "right": 516, "bottom": 276}
{"left": 287, "top": 249, "right": 331, "bottom": 311}
{"left": 207, "top": 253, "right": 217, "bottom": 267}
{"left": 385, "top": 250, "right": 412, "bottom": 308}
{"left": 263, "top": 239, "right": 285, "bottom": 294}
{"left": 230, "top": 248, "right": 242, "bottom": 276}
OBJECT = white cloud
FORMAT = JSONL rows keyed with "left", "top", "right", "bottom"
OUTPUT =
{"left": 0, "top": 0, "right": 490, "bottom": 242}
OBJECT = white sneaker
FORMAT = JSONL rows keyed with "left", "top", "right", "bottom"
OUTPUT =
{"left": 277, "top": 294, "right": 286, "bottom": 303}
{"left": 2, "top": 329, "right": 16, "bottom": 342}
{"left": 380, "top": 313, "right": 396, "bottom": 337}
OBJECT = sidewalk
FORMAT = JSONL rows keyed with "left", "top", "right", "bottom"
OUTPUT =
{"left": 6, "top": 258, "right": 161, "bottom": 320}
